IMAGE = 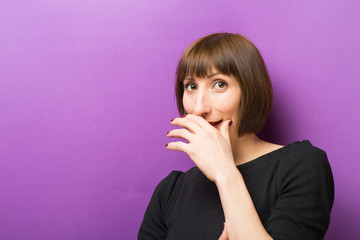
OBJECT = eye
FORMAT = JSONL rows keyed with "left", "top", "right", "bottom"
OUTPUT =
{"left": 184, "top": 83, "right": 197, "bottom": 91}
{"left": 214, "top": 81, "right": 227, "bottom": 89}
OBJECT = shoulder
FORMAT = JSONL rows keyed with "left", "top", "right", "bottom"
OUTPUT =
{"left": 155, "top": 166, "right": 210, "bottom": 192}
{"left": 150, "top": 167, "right": 209, "bottom": 212}
{"left": 281, "top": 140, "right": 331, "bottom": 171}
{"left": 153, "top": 170, "right": 184, "bottom": 198}
{"left": 154, "top": 166, "right": 212, "bottom": 197}
{"left": 139, "top": 171, "right": 185, "bottom": 239}
{"left": 278, "top": 140, "right": 334, "bottom": 200}
{"left": 265, "top": 140, "right": 335, "bottom": 239}
{"left": 153, "top": 167, "right": 200, "bottom": 194}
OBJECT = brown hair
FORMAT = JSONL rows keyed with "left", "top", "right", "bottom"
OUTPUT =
{"left": 175, "top": 33, "right": 273, "bottom": 137}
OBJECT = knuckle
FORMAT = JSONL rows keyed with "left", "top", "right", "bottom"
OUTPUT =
{"left": 168, "top": 142, "right": 178, "bottom": 150}
{"left": 187, "top": 147, "right": 195, "bottom": 155}
{"left": 180, "top": 129, "right": 188, "bottom": 135}
{"left": 172, "top": 141, "right": 180, "bottom": 148}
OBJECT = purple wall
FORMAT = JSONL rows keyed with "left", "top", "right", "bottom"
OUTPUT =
{"left": 0, "top": 0, "right": 359, "bottom": 239}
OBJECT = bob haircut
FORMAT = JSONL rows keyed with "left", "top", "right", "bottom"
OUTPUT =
{"left": 175, "top": 33, "right": 273, "bottom": 137}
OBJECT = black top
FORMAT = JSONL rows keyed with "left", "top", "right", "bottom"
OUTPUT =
{"left": 138, "top": 140, "right": 334, "bottom": 240}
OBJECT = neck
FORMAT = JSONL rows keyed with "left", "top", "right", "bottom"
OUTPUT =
{"left": 230, "top": 133, "right": 284, "bottom": 166}
{"left": 230, "top": 133, "right": 259, "bottom": 165}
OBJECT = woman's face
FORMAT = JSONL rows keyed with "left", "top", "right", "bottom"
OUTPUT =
{"left": 182, "top": 68, "right": 241, "bottom": 134}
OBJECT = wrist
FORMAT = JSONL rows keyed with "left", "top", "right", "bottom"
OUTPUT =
{"left": 214, "top": 166, "right": 243, "bottom": 187}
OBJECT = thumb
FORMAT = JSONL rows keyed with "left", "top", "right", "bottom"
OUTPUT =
{"left": 218, "top": 222, "right": 228, "bottom": 240}
{"left": 219, "top": 120, "right": 232, "bottom": 143}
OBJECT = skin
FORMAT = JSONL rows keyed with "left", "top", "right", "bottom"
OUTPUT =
{"left": 166, "top": 68, "right": 283, "bottom": 240}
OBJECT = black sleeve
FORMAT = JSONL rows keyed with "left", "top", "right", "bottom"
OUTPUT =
{"left": 138, "top": 171, "right": 183, "bottom": 240}
{"left": 266, "top": 146, "right": 335, "bottom": 240}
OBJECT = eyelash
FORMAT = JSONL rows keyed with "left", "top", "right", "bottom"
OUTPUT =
{"left": 184, "top": 83, "right": 197, "bottom": 91}
{"left": 214, "top": 81, "right": 227, "bottom": 89}
{"left": 184, "top": 80, "right": 227, "bottom": 91}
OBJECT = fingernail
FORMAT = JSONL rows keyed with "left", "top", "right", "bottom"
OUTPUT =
{"left": 229, "top": 121, "right": 233, "bottom": 126}
{"left": 166, "top": 131, "right": 169, "bottom": 135}
{"left": 182, "top": 114, "right": 187, "bottom": 117}
{"left": 165, "top": 144, "right": 168, "bottom": 147}
{"left": 223, "top": 223, "right": 225, "bottom": 229}
{"left": 170, "top": 118, "right": 174, "bottom": 122}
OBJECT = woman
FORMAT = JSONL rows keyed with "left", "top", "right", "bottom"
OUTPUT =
{"left": 138, "top": 33, "right": 334, "bottom": 240}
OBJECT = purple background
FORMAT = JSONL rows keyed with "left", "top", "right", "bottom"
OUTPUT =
{"left": 0, "top": 0, "right": 359, "bottom": 239}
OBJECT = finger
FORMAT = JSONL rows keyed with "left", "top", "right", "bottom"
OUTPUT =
{"left": 166, "top": 141, "right": 189, "bottom": 153}
{"left": 170, "top": 116, "right": 203, "bottom": 133}
{"left": 167, "top": 129, "right": 193, "bottom": 142}
{"left": 185, "top": 114, "right": 215, "bottom": 132}
{"left": 218, "top": 222, "right": 228, "bottom": 240}
{"left": 219, "top": 120, "right": 232, "bottom": 144}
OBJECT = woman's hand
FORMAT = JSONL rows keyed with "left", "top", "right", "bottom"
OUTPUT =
{"left": 166, "top": 114, "right": 237, "bottom": 183}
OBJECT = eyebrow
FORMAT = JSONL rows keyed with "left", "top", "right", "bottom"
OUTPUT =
{"left": 184, "top": 73, "right": 221, "bottom": 81}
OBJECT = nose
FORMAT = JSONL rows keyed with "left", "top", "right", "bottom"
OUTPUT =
{"left": 192, "top": 91, "right": 211, "bottom": 117}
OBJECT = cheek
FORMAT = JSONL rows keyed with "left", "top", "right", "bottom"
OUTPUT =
{"left": 182, "top": 95, "right": 192, "bottom": 113}
{"left": 222, "top": 95, "right": 241, "bottom": 116}
{"left": 222, "top": 103, "right": 239, "bottom": 115}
